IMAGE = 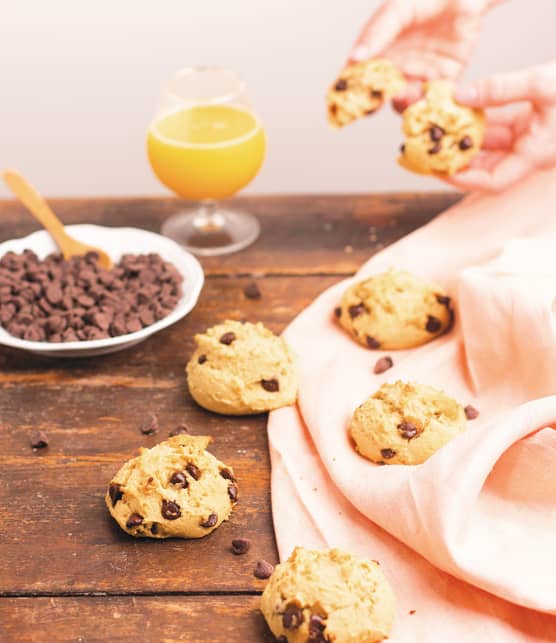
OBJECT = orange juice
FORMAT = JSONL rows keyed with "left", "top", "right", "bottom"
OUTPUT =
{"left": 147, "top": 105, "right": 266, "bottom": 200}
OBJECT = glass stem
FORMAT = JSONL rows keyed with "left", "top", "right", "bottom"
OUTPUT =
{"left": 193, "top": 200, "right": 225, "bottom": 232}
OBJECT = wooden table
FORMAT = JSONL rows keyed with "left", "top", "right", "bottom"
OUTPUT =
{"left": 0, "top": 193, "right": 460, "bottom": 642}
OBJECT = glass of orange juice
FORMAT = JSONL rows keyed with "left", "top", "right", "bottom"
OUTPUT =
{"left": 147, "top": 67, "right": 266, "bottom": 256}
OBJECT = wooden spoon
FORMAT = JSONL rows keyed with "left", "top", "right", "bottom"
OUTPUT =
{"left": 2, "top": 169, "right": 112, "bottom": 269}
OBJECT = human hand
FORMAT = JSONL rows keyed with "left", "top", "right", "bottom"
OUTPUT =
{"left": 349, "top": 0, "right": 501, "bottom": 111}
{"left": 447, "top": 62, "right": 556, "bottom": 191}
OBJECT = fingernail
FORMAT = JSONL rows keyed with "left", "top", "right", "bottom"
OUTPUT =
{"left": 455, "top": 85, "right": 478, "bottom": 104}
{"left": 350, "top": 45, "right": 369, "bottom": 62}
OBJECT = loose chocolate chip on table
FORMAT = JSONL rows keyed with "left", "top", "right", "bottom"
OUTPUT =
{"left": 253, "top": 559, "right": 274, "bottom": 579}
{"left": 283, "top": 601, "right": 304, "bottom": 630}
{"left": 161, "top": 499, "right": 181, "bottom": 520}
{"left": 197, "top": 354, "right": 207, "bottom": 365}
{"left": 380, "top": 448, "right": 396, "bottom": 459}
{"left": 231, "top": 538, "right": 251, "bottom": 555}
{"left": 185, "top": 462, "right": 201, "bottom": 480}
{"left": 261, "top": 378, "right": 280, "bottom": 392}
{"left": 428, "top": 142, "right": 442, "bottom": 155}
{"left": 334, "top": 78, "right": 348, "bottom": 91}
{"left": 334, "top": 306, "right": 342, "bottom": 318}
{"left": 139, "top": 413, "right": 159, "bottom": 435}
{"left": 108, "top": 482, "right": 124, "bottom": 506}
{"left": 169, "top": 424, "right": 189, "bottom": 437}
{"left": 219, "top": 468, "right": 236, "bottom": 482}
{"left": 398, "top": 422, "right": 418, "bottom": 440}
{"left": 426, "top": 315, "right": 442, "bottom": 333}
{"left": 348, "top": 303, "right": 365, "bottom": 319}
{"left": 200, "top": 513, "right": 218, "bottom": 529}
{"left": 243, "top": 281, "right": 261, "bottom": 299}
{"left": 30, "top": 430, "right": 48, "bottom": 450}
{"left": 459, "top": 136, "right": 473, "bottom": 150}
{"left": 169, "top": 471, "right": 188, "bottom": 488}
{"left": 126, "top": 513, "right": 143, "bottom": 529}
{"left": 374, "top": 356, "right": 393, "bottom": 374}
{"left": 227, "top": 483, "right": 239, "bottom": 503}
{"left": 429, "top": 125, "right": 445, "bottom": 141}
{"left": 464, "top": 405, "right": 479, "bottom": 420}
{"left": 366, "top": 336, "right": 381, "bottom": 349}
{"left": 435, "top": 294, "right": 451, "bottom": 306}
{"left": 219, "top": 331, "right": 236, "bottom": 345}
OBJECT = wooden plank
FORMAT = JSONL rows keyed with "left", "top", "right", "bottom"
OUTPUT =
{"left": 0, "top": 596, "right": 274, "bottom": 642}
{"left": 0, "top": 276, "right": 337, "bottom": 594}
{"left": 0, "top": 193, "right": 461, "bottom": 276}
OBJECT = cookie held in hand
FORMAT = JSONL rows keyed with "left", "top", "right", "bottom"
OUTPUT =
{"left": 350, "top": 381, "right": 467, "bottom": 465}
{"left": 186, "top": 320, "right": 298, "bottom": 415}
{"left": 327, "top": 58, "right": 405, "bottom": 128}
{"left": 399, "top": 80, "right": 485, "bottom": 176}
{"left": 105, "top": 435, "right": 238, "bottom": 538}
{"left": 261, "top": 547, "right": 395, "bottom": 643}
{"left": 336, "top": 268, "right": 453, "bottom": 350}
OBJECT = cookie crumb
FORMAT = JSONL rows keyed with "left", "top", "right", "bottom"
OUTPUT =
{"left": 30, "top": 430, "right": 48, "bottom": 450}
{"left": 254, "top": 559, "right": 274, "bottom": 579}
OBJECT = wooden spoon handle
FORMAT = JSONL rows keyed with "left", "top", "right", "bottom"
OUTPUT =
{"left": 2, "top": 169, "right": 70, "bottom": 253}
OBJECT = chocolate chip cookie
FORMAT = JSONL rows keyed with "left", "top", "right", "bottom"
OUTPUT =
{"left": 261, "top": 547, "right": 395, "bottom": 643}
{"left": 399, "top": 80, "right": 485, "bottom": 176}
{"left": 105, "top": 435, "right": 238, "bottom": 538}
{"left": 336, "top": 268, "right": 453, "bottom": 350}
{"left": 350, "top": 380, "right": 467, "bottom": 465}
{"left": 327, "top": 58, "right": 405, "bottom": 128}
{"left": 186, "top": 320, "right": 298, "bottom": 415}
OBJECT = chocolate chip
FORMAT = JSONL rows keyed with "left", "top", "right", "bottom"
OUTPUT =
{"left": 150, "top": 523, "right": 159, "bottom": 535}
{"left": 435, "top": 294, "right": 451, "bottom": 306}
{"left": 161, "top": 499, "right": 181, "bottom": 520}
{"left": 459, "top": 136, "right": 473, "bottom": 150}
{"left": 30, "top": 430, "right": 48, "bottom": 449}
{"left": 464, "top": 405, "right": 479, "bottom": 420}
{"left": 373, "top": 356, "right": 393, "bottom": 374}
{"left": 371, "top": 89, "right": 383, "bottom": 99}
{"left": 126, "top": 317, "right": 142, "bottom": 333}
{"left": 108, "top": 482, "right": 123, "bottom": 506}
{"left": 219, "top": 331, "right": 236, "bottom": 345}
{"left": 380, "top": 448, "right": 396, "bottom": 459}
{"left": 334, "top": 78, "right": 348, "bottom": 91}
{"left": 400, "top": 143, "right": 406, "bottom": 154}
{"left": 197, "top": 354, "right": 207, "bottom": 365}
{"left": 428, "top": 142, "right": 442, "bottom": 154}
{"left": 334, "top": 306, "right": 341, "bottom": 318}
{"left": 200, "top": 513, "right": 218, "bottom": 529}
{"left": 231, "top": 538, "right": 251, "bottom": 555}
{"left": 426, "top": 315, "right": 442, "bottom": 333}
{"left": 308, "top": 615, "right": 327, "bottom": 642}
{"left": 261, "top": 378, "right": 279, "bottom": 392}
{"left": 169, "top": 424, "right": 189, "bottom": 437}
{"left": 409, "top": 609, "right": 416, "bottom": 615}
{"left": 366, "top": 335, "right": 381, "bottom": 349}
{"left": 243, "top": 282, "right": 261, "bottom": 299}
{"left": 398, "top": 422, "right": 418, "bottom": 440}
{"left": 429, "top": 125, "right": 445, "bottom": 141}
{"left": 169, "top": 471, "right": 188, "bottom": 488}
{"left": 139, "top": 413, "right": 159, "bottom": 435}
{"left": 45, "top": 284, "right": 62, "bottom": 305}
{"left": 253, "top": 559, "right": 274, "bottom": 579}
{"left": 126, "top": 513, "right": 143, "bottom": 529}
{"left": 348, "top": 303, "right": 365, "bottom": 319}
{"left": 186, "top": 462, "right": 201, "bottom": 480}
{"left": 228, "top": 483, "right": 239, "bottom": 503}
{"left": 219, "top": 468, "right": 236, "bottom": 482}
{"left": 283, "top": 601, "right": 304, "bottom": 630}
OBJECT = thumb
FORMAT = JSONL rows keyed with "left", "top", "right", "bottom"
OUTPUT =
{"left": 348, "top": 0, "right": 409, "bottom": 62}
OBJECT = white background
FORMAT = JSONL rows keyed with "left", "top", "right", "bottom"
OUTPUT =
{"left": 0, "top": 0, "right": 554, "bottom": 197}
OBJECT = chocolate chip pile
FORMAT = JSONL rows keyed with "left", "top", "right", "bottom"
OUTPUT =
{"left": 0, "top": 249, "right": 183, "bottom": 342}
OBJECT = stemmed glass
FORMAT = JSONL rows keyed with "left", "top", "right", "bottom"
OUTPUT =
{"left": 147, "top": 67, "right": 266, "bottom": 256}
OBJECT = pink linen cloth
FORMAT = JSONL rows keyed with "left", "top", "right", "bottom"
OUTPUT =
{"left": 268, "top": 168, "right": 556, "bottom": 641}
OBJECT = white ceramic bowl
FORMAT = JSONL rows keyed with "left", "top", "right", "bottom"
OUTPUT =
{"left": 0, "top": 224, "right": 204, "bottom": 357}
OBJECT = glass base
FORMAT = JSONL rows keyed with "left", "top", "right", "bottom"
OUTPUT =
{"left": 161, "top": 206, "right": 260, "bottom": 256}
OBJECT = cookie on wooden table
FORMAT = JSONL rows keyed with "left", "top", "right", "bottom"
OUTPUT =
{"left": 336, "top": 268, "right": 453, "bottom": 350}
{"left": 327, "top": 58, "right": 405, "bottom": 128}
{"left": 186, "top": 320, "right": 298, "bottom": 415}
{"left": 261, "top": 547, "right": 395, "bottom": 643}
{"left": 350, "top": 380, "right": 466, "bottom": 465}
{"left": 105, "top": 435, "right": 238, "bottom": 538}
{"left": 399, "top": 80, "right": 485, "bottom": 176}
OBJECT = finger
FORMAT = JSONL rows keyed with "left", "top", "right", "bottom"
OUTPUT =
{"left": 448, "top": 154, "right": 533, "bottom": 192}
{"left": 348, "top": 0, "right": 412, "bottom": 62}
{"left": 455, "top": 70, "right": 541, "bottom": 108}
{"left": 392, "top": 80, "right": 423, "bottom": 113}
{"left": 482, "top": 124, "right": 515, "bottom": 150}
